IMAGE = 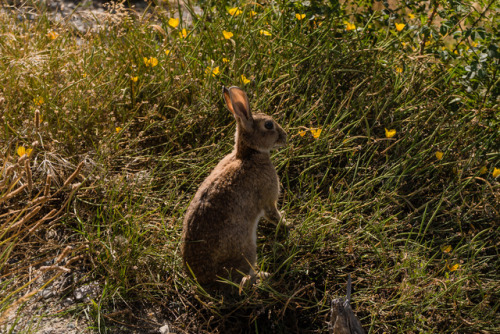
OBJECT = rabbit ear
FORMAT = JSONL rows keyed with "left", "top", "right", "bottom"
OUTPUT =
{"left": 223, "top": 86, "right": 253, "bottom": 130}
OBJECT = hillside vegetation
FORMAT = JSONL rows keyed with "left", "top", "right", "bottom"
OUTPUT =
{"left": 1, "top": 0, "right": 499, "bottom": 333}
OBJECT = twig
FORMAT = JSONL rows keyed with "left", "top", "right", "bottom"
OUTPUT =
{"left": 25, "top": 159, "right": 33, "bottom": 192}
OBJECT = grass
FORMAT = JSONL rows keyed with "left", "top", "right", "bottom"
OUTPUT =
{"left": 1, "top": 0, "right": 499, "bottom": 333}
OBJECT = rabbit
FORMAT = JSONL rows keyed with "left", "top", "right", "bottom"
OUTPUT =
{"left": 181, "top": 86, "right": 287, "bottom": 289}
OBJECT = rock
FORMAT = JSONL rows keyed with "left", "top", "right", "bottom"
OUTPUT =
{"left": 329, "top": 275, "right": 366, "bottom": 334}
{"left": 74, "top": 282, "right": 100, "bottom": 302}
{"left": 159, "top": 324, "right": 170, "bottom": 334}
{"left": 40, "top": 288, "right": 53, "bottom": 299}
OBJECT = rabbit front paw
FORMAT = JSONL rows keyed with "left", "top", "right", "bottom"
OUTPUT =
{"left": 239, "top": 271, "right": 270, "bottom": 293}
{"left": 277, "top": 210, "right": 293, "bottom": 231}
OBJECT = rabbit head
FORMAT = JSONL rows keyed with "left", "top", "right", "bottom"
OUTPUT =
{"left": 223, "top": 86, "right": 287, "bottom": 154}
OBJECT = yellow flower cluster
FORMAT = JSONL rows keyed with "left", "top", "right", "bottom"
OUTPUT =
{"left": 143, "top": 57, "right": 158, "bottom": 67}
{"left": 299, "top": 128, "right": 322, "bottom": 139}
{"left": 17, "top": 146, "right": 33, "bottom": 157}
{"left": 222, "top": 30, "right": 233, "bottom": 39}
{"left": 205, "top": 66, "right": 220, "bottom": 77}
{"left": 240, "top": 75, "right": 250, "bottom": 85}
{"left": 345, "top": 22, "right": 356, "bottom": 31}
{"left": 168, "top": 18, "right": 179, "bottom": 28}
{"left": 385, "top": 128, "right": 396, "bottom": 138}
{"left": 228, "top": 7, "right": 242, "bottom": 16}
{"left": 179, "top": 28, "right": 188, "bottom": 38}
{"left": 47, "top": 31, "right": 59, "bottom": 40}
{"left": 34, "top": 97, "right": 44, "bottom": 106}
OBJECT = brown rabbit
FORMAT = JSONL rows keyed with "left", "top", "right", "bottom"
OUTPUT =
{"left": 181, "top": 86, "right": 287, "bottom": 288}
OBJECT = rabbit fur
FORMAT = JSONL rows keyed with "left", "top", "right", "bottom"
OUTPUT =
{"left": 181, "top": 86, "right": 287, "bottom": 288}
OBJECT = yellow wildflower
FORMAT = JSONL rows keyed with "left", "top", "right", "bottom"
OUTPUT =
{"left": 345, "top": 22, "right": 356, "bottom": 31}
{"left": 408, "top": 13, "right": 415, "bottom": 19}
{"left": 493, "top": 167, "right": 500, "bottom": 178}
{"left": 222, "top": 58, "right": 230, "bottom": 63}
{"left": 449, "top": 263, "right": 460, "bottom": 272}
{"left": 395, "top": 23, "right": 405, "bottom": 32}
{"left": 17, "top": 146, "right": 26, "bottom": 157}
{"left": 131, "top": 76, "right": 138, "bottom": 82}
{"left": 299, "top": 130, "right": 306, "bottom": 137}
{"left": 179, "top": 28, "right": 188, "bottom": 38}
{"left": 259, "top": 30, "right": 272, "bottom": 36}
{"left": 441, "top": 245, "right": 452, "bottom": 253}
{"left": 249, "top": 10, "right": 257, "bottom": 17}
{"left": 385, "top": 128, "right": 396, "bottom": 138}
{"left": 228, "top": 7, "right": 242, "bottom": 16}
{"left": 205, "top": 66, "right": 220, "bottom": 77}
{"left": 168, "top": 18, "right": 179, "bottom": 28}
{"left": 143, "top": 57, "right": 158, "bottom": 67}
{"left": 396, "top": 67, "right": 403, "bottom": 73}
{"left": 435, "top": 151, "right": 443, "bottom": 160}
{"left": 296, "top": 13, "right": 306, "bottom": 20}
{"left": 241, "top": 75, "right": 250, "bottom": 85}
{"left": 165, "top": 49, "right": 171, "bottom": 56}
{"left": 115, "top": 127, "right": 122, "bottom": 133}
{"left": 310, "top": 128, "right": 322, "bottom": 139}
{"left": 46, "top": 31, "right": 59, "bottom": 40}
{"left": 34, "top": 97, "right": 44, "bottom": 106}
{"left": 17, "top": 146, "right": 33, "bottom": 157}
{"left": 222, "top": 30, "right": 233, "bottom": 39}
{"left": 82, "top": 73, "right": 87, "bottom": 78}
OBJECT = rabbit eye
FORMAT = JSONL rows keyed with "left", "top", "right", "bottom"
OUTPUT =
{"left": 264, "top": 121, "right": 274, "bottom": 130}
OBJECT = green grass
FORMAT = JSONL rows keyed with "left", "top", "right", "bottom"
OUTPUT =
{"left": 1, "top": 0, "right": 499, "bottom": 333}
